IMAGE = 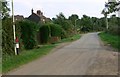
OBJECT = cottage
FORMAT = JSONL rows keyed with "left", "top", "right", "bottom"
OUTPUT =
{"left": 27, "top": 9, "right": 51, "bottom": 23}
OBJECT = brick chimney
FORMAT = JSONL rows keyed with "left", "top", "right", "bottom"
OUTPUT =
{"left": 31, "top": 8, "right": 34, "bottom": 14}
{"left": 37, "top": 10, "right": 43, "bottom": 16}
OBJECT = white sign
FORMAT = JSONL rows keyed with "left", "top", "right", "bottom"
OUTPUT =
{"left": 16, "top": 43, "right": 19, "bottom": 48}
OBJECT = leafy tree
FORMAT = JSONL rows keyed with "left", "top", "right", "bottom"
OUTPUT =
{"left": 68, "top": 14, "right": 79, "bottom": 26}
{"left": 0, "top": 0, "right": 10, "bottom": 19}
{"left": 79, "top": 15, "right": 93, "bottom": 32}
{"left": 91, "top": 17, "right": 105, "bottom": 31}
{"left": 52, "top": 13, "right": 73, "bottom": 37}
{"left": 102, "top": 1, "right": 120, "bottom": 35}
{"left": 52, "top": 12, "right": 68, "bottom": 30}
{"left": 107, "top": 1, "right": 120, "bottom": 14}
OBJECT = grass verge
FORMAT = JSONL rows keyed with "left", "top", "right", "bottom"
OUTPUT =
{"left": 99, "top": 32, "right": 120, "bottom": 51}
{"left": 2, "top": 45, "right": 55, "bottom": 73}
{"left": 3, "top": 34, "right": 81, "bottom": 73}
{"left": 56, "top": 34, "right": 81, "bottom": 43}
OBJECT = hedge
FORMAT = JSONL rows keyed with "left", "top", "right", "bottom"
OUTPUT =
{"left": 39, "top": 24, "right": 50, "bottom": 44}
{"left": 19, "top": 20, "right": 37, "bottom": 49}
{"left": 2, "top": 18, "right": 14, "bottom": 55}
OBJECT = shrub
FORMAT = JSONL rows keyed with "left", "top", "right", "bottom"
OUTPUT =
{"left": 19, "top": 20, "right": 37, "bottom": 49}
{"left": 2, "top": 18, "right": 14, "bottom": 55}
{"left": 50, "top": 23, "right": 62, "bottom": 37}
{"left": 39, "top": 24, "right": 50, "bottom": 44}
{"left": 107, "top": 16, "right": 120, "bottom": 35}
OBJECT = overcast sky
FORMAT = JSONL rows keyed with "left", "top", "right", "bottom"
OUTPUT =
{"left": 8, "top": 0, "right": 108, "bottom": 19}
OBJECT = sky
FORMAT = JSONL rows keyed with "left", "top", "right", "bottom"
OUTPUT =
{"left": 8, "top": 0, "right": 108, "bottom": 19}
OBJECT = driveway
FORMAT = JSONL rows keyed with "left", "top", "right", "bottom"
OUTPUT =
{"left": 6, "top": 32, "right": 118, "bottom": 75}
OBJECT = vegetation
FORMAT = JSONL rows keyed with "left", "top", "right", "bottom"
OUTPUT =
{"left": 2, "top": 0, "right": 119, "bottom": 74}
{"left": 100, "top": 1, "right": 120, "bottom": 51}
{"left": 19, "top": 20, "right": 38, "bottom": 49}
{"left": 39, "top": 24, "right": 50, "bottom": 44}
{"left": 2, "top": 18, "right": 14, "bottom": 55}
{"left": 56, "top": 34, "right": 80, "bottom": 43}
{"left": 2, "top": 44, "right": 55, "bottom": 73}
{"left": 2, "top": 33, "right": 80, "bottom": 73}
{"left": 101, "top": 0, "right": 120, "bottom": 36}
{"left": 0, "top": 0, "right": 10, "bottom": 19}
{"left": 78, "top": 15, "right": 106, "bottom": 33}
{"left": 50, "top": 23, "right": 62, "bottom": 37}
{"left": 68, "top": 14, "right": 79, "bottom": 27}
{"left": 108, "top": 15, "right": 120, "bottom": 35}
{"left": 52, "top": 13, "right": 73, "bottom": 37}
{"left": 99, "top": 32, "right": 120, "bottom": 51}
{"left": 102, "top": 1, "right": 120, "bottom": 15}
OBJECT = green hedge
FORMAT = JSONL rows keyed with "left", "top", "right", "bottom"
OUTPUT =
{"left": 19, "top": 20, "right": 37, "bottom": 49}
{"left": 39, "top": 23, "right": 63, "bottom": 44}
{"left": 39, "top": 24, "right": 50, "bottom": 44}
{"left": 50, "top": 23, "right": 62, "bottom": 37}
{"left": 2, "top": 18, "right": 14, "bottom": 55}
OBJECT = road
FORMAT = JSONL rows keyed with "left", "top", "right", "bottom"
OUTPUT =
{"left": 6, "top": 32, "right": 118, "bottom": 75}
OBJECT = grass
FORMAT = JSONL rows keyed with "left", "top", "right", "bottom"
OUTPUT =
{"left": 99, "top": 32, "right": 120, "bottom": 51}
{"left": 2, "top": 34, "right": 81, "bottom": 73}
{"left": 56, "top": 34, "right": 81, "bottom": 43}
{"left": 2, "top": 45, "right": 55, "bottom": 73}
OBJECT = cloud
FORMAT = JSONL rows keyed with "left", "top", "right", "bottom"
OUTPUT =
{"left": 9, "top": 0, "right": 108, "bottom": 18}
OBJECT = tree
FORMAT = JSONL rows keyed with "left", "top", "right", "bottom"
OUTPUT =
{"left": 79, "top": 15, "right": 93, "bottom": 32}
{"left": 107, "top": 1, "right": 120, "bottom": 14}
{"left": 0, "top": 0, "right": 10, "bottom": 19}
{"left": 52, "top": 12, "right": 67, "bottom": 30}
{"left": 68, "top": 14, "right": 79, "bottom": 26}
{"left": 52, "top": 13, "right": 73, "bottom": 37}
{"left": 101, "top": 1, "right": 120, "bottom": 35}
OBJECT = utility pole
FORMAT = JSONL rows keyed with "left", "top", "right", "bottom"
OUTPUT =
{"left": 12, "top": 0, "right": 17, "bottom": 55}
{"left": 117, "top": 0, "right": 120, "bottom": 17}
{"left": 74, "top": 19, "right": 79, "bottom": 33}
{"left": 105, "top": 14, "right": 109, "bottom": 30}
{"left": 104, "top": 2, "right": 109, "bottom": 30}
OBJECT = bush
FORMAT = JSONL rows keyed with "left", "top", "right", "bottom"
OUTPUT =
{"left": 50, "top": 23, "right": 62, "bottom": 37}
{"left": 108, "top": 25, "right": 120, "bottom": 35}
{"left": 108, "top": 16, "right": 120, "bottom": 35}
{"left": 61, "top": 29, "right": 68, "bottom": 39}
{"left": 39, "top": 24, "right": 50, "bottom": 44}
{"left": 2, "top": 18, "right": 14, "bottom": 55}
{"left": 19, "top": 20, "right": 37, "bottom": 49}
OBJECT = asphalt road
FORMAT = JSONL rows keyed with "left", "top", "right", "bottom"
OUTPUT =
{"left": 6, "top": 32, "right": 118, "bottom": 75}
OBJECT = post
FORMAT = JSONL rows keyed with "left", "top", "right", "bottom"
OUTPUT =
{"left": 105, "top": 14, "right": 109, "bottom": 30}
{"left": 105, "top": 2, "right": 109, "bottom": 30}
{"left": 12, "top": 0, "right": 17, "bottom": 55}
{"left": 118, "top": 1, "right": 120, "bottom": 17}
{"left": 74, "top": 19, "right": 79, "bottom": 33}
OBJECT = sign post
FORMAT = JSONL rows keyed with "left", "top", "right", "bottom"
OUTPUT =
{"left": 12, "top": 0, "right": 17, "bottom": 55}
